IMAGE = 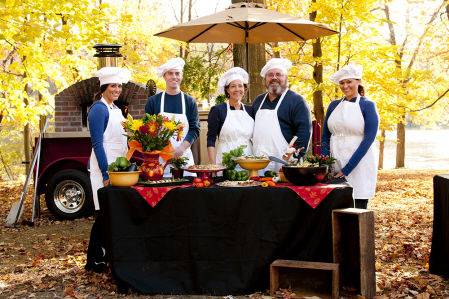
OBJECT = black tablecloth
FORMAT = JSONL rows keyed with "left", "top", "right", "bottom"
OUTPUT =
{"left": 97, "top": 185, "right": 353, "bottom": 295}
{"left": 429, "top": 175, "right": 449, "bottom": 277}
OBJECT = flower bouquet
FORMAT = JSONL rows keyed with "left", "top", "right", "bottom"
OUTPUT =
{"left": 123, "top": 114, "right": 184, "bottom": 180}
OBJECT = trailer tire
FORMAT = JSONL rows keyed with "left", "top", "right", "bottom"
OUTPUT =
{"left": 45, "top": 169, "right": 93, "bottom": 219}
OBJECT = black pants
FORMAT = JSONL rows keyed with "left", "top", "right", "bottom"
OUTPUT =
{"left": 354, "top": 198, "right": 368, "bottom": 209}
{"left": 85, "top": 214, "right": 107, "bottom": 273}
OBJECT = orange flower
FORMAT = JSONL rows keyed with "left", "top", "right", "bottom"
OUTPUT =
{"left": 148, "top": 121, "right": 158, "bottom": 136}
{"left": 176, "top": 127, "right": 184, "bottom": 141}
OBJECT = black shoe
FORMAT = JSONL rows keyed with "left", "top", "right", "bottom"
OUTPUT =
{"left": 85, "top": 261, "right": 107, "bottom": 273}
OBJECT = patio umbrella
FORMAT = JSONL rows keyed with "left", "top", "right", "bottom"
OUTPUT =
{"left": 154, "top": 2, "right": 338, "bottom": 68}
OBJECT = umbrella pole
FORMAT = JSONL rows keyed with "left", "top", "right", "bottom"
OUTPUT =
{"left": 245, "top": 31, "right": 251, "bottom": 102}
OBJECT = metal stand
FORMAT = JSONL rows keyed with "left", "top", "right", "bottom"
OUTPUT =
{"left": 5, "top": 117, "right": 49, "bottom": 227}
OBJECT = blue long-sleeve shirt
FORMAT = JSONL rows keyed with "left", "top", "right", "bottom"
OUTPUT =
{"left": 321, "top": 97, "right": 379, "bottom": 176}
{"left": 88, "top": 101, "right": 110, "bottom": 180}
{"left": 145, "top": 92, "right": 200, "bottom": 144}
{"left": 252, "top": 89, "right": 312, "bottom": 155}
{"left": 207, "top": 103, "right": 254, "bottom": 147}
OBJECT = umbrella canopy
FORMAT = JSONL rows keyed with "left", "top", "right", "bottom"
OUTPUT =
{"left": 154, "top": 2, "right": 338, "bottom": 44}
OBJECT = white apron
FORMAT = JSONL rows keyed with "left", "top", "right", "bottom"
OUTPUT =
{"left": 252, "top": 89, "right": 289, "bottom": 172}
{"left": 327, "top": 96, "right": 377, "bottom": 199}
{"left": 215, "top": 102, "right": 254, "bottom": 165}
{"left": 89, "top": 98, "right": 128, "bottom": 210}
{"left": 160, "top": 92, "right": 195, "bottom": 176}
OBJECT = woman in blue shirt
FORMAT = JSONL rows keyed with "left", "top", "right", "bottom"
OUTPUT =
{"left": 88, "top": 67, "right": 130, "bottom": 210}
{"left": 207, "top": 67, "right": 254, "bottom": 165}
{"left": 322, "top": 64, "right": 379, "bottom": 209}
{"left": 86, "top": 66, "right": 130, "bottom": 273}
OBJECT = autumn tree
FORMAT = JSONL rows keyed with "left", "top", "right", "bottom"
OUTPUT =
{"left": 382, "top": 0, "right": 448, "bottom": 168}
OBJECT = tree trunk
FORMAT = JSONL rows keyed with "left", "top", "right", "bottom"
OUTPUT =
{"left": 395, "top": 115, "right": 406, "bottom": 168}
{"left": 272, "top": 42, "right": 280, "bottom": 58}
{"left": 179, "top": 0, "right": 185, "bottom": 58}
{"left": 309, "top": 0, "right": 324, "bottom": 126}
{"left": 23, "top": 123, "right": 31, "bottom": 175}
{"left": 378, "top": 129, "right": 385, "bottom": 169}
{"left": 183, "top": 0, "right": 193, "bottom": 60}
{"left": 232, "top": 0, "right": 266, "bottom": 103}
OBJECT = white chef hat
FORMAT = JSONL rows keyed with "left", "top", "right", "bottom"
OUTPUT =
{"left": 329, "top": 63, "right": 363, "bottom": 84}
{"left": 156, "top": 57, "right": 185, "bottom": 77}
{"left": 95, "top": 67, "right": 131, "bottom": 86}
{"left": 260, "top": 58, "right": 292, "bottom": 77}
{"left": 217, "top": 67, "right": 249, "bottom": 94}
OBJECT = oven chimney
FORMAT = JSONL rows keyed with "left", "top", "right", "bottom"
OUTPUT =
{"left": 93, "top": 44, "right": 122, "bottom": 69}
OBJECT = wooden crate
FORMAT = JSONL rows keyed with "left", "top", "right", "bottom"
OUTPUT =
{"left": 332, "top": 208, "right": 375, "bottom": 298}
{"left": 270, "top": 259, "right": 339, "bottom": 299}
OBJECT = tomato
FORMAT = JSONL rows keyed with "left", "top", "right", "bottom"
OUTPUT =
{"left": 203, "top": 180, "right": 211, "bottom": 187}
{"left": 250, "top": 176, "right": 260, "bottom": 181}
{"left": 195, "top": 182, "right": 204, "bottom": 188}
{"left": 315, "top": 174, "right": 325, "bottom": 181}
{"left": 193, "top": 178, "right": 202, "bottom": 184}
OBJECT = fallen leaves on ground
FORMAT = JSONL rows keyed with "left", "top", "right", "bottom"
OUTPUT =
{"left": 0, "top": 170, "right": 448, "bottom": 298}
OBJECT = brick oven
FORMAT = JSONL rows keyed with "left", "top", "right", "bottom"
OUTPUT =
{"left": 54, "top": 44, "right": 153, "bottom": 132}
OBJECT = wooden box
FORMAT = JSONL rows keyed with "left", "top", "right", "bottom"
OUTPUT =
{"left": 270, "top": 259, "right": 339, "bottom": 299}
{"left": 332, "top": 208, "right": 375, "bottom": 298}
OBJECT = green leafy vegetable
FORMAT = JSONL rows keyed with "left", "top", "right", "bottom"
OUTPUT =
{"left": 221, "top": 145, "right": 246, "bottom": 170}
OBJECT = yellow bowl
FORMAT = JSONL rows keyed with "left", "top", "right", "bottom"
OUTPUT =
{"left": 109, "top": 171, "right": 141, "bottom": 187}
{"left": 235, "top": 158, "right": 270, "bottom": 177}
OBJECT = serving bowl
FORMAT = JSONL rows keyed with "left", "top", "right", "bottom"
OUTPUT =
{"left": 109, "top": 171, "right": 141, "bottom": 187}
{"left": 235, "top": 158, "right": 270, "bottom": 177}
{"left": 281, "top": 165, "right": 328, "bottom": 186}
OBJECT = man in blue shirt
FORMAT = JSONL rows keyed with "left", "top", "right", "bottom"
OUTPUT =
{"left": 252, "top": 58, "right": 312, "bottom": 171}
{"left": 145, "top": 58, "right": 200, "bottom": 173}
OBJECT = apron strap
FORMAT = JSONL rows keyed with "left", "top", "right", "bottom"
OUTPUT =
{"left": 160, "top": 92, "right": 165, "bottom": 113}
{"left": 257, "top": 89, "right": 289, "bottom": 114}
{"left": 227, "top": 101, "right": 245, "bottom": 112}
{"left": 181, "top": 92, "right": 186, "bottom": 115}
{"left": 258, "top": 93, "right": 268, "bottom": 111}
{"left": 274, "top": 89, "right": 288, "bottom": 111}
{"left": 161, "top": 92, "right": 186, "bottom": 115}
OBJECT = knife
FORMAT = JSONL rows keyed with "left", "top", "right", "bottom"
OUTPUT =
{"left": 268, "top": 155, "right": 288, "bottom": 166}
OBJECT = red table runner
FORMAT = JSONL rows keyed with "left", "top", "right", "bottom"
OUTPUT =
{"left": 276, "top": 183, "right": 344, "bottom": 208}
{"left": 132, "top": 185, "right": 190, "bottom": 208}
{"left": 132, "top": 183, "right": 346, "bottom": 209}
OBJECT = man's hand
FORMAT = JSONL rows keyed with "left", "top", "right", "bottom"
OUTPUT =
{"left": 282, "top": 146, "right": 304, "bottom": 161}
{"left": 174, "top": 141, "right": 191, "bottom": 158}
{"left": 103, "top": 179, "right": 110, "bottom": 186}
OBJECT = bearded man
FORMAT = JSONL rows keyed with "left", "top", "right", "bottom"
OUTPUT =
{"left": 252, "top": 58, "right": 312, "bottom": 171}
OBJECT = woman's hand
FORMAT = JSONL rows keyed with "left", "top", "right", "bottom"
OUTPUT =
{"left": 334, "top": 171, "right": 345, "bottom": 178}
{"left": 174, "top": 141, "right": 190, "bottom": 158}
{"left": 103, "top": 179, "right": 110, "bottom": 186}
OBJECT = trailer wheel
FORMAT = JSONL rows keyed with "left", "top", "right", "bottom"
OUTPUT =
{"left": 45, "top": 169, "right": 93, "bottom": 219}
